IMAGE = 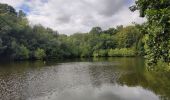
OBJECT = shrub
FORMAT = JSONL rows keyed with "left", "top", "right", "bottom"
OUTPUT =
{"left": 17, "top": 45, "right": 30, "bottom": 60}
{"left": 34, "top": 48, "right": 46, "bottom": 60}
{"left": 93, "top": 49, "right": 108, "bottom": 57}
{"left": 108, "top": 48, "right": 136, "bottom": 57}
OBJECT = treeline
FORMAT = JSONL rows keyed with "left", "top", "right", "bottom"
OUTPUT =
{"left": 60, "top": 25, "right": 145, "bottom": 58}
{"left": 0, "top": 4, "right": 71, "bottom": 60}
{"left": 0, "top": 3, "right": 145, "bottom": 60}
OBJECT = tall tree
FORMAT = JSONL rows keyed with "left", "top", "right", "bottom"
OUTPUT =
{"left": 89, "top": 27, "right": 102, "bottom": 34}
{"left": 131, "top": 0, "right": 170, "bottom": 65}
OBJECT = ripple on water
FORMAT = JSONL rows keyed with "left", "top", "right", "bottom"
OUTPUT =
{"left": 0, "top": 59, "right": 165, "bottom": 100}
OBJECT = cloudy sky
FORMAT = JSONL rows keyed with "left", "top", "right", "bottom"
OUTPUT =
{"left": 0, "top": 0, "right": 145, "bottom": 35}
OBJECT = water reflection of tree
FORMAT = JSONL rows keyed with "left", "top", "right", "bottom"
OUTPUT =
{"left": 88, "top": 64, "right": 127, "bottom": 88}
{"left": 89, "top": 57, "right": 170, "bottom": 99}
{"left": 88, "top": 57, "right": 145, "bottom": 87}
{"left": 119, "top": 69, "right": 170, "bottom": 99}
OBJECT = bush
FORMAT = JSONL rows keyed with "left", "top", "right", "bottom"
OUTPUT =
{"left": 146, "top": 60, "right": 170, "bottom": 72}
{"left": 18, "top": 45, "right": 30, "bottom": 59}
{"left": 13, "top": 44, "right": 30, "bottom": 60}
{"left": 34, "top": 48, "right": 46, "bottom": 60}
{"left": 93, "top": 49, "right": 108, "bottom": 57}
{"left": 108, "top": 48, "right": 136, "bottom": 57}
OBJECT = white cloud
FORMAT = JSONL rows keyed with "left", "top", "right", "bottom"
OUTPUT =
{"left": 0, "top": 0, "right": 24, "bottom": 7}
{"left": 0, "top": 0, "right": 146, "bottom": 35}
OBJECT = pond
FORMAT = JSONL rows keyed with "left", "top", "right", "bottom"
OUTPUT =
{"left": 0, "top": 57, "right": 170, "bottom": 100}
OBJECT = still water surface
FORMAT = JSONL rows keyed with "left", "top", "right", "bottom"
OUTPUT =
{"left": 0, "top": 57, "right": 170, "bottom": 100}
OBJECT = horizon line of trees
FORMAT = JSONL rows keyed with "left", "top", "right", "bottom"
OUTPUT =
{"left": 1, "top": 2, "right": 169, "bottom": 70}
{"left": 0, "top": 3, "right": 145, "bottom": 61}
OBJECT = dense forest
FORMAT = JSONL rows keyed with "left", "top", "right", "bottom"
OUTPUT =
{"left": 0, "top": 0, "right": 170, "bottom": 69}
{"left": 0, "top": 3, "right": 145, "bottom": 60}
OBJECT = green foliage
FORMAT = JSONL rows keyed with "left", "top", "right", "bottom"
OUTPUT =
{"left": 13, "top": 44, "right": 30, "bottom": 60}
{"left": 132, "top": 0, "right": 170, "bottom": 66}
{"left": 0, "top": 3, "right": 145, "bottom": 60}
{"left": 108, "top": 48, "right": 136, "bottom": 57}
{"left": 0, "top": 3, "right": 70, "bottom": 60}
{"left": 0, "top": 38, "right": 6, "bottom": 54}
{"left": 0, "top": 4, "right": 17, "bottom": 15}
{"left": 147, "top": 60, "right": 170, "bottom": 72}
{"left": 34, "top": 48, "right": 46, "bottom": 60}
{"left": 103, "top": 28, "right": 118, "bottom": 35}
{"left": 89, "top": 27, "right": 102, "bottom": 34}
{"left": 93, "top": 49, "right": 108, "bottom": 57}
{"left": 115, "top": 26, "right": 139, "bottom": 48}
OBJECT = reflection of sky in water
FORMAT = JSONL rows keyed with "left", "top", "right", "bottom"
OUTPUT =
{"left": 32, "top": 85, "right": 159, "bottom": 100}
{"left": 0, "top": 59, "right": 165, "bottom": 100}
{"left": 24, "top": 62, "right": 159, "bottom": 100}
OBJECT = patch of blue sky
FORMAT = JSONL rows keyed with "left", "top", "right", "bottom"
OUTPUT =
{"left": 19, "top": 3, "right": 31, "bottom": 15}
{"left": 125, "top": 0, "right": 133, "bottom": 6}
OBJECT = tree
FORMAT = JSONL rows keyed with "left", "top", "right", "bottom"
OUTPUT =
{"left": 12, "top": 43, "right": 30, "bottom": 60}
{"left": 131, "top": 0, "right": 170, "bottom": 65}
{"left": 103, "top": 28, "right": 118, "bottom": 35}
{"left": 0, "top": 4, "right": 17, "bottom": 15}
{"left": 34, "top": 48, "right": 46, "bottom": 60}
{"left": 116, "top": 25, "right": 123, "bottom": 31}
{"left": 89, "top": 27, "right": 102, "bottom": 34}
{"left": 0, "top": 38, "right": 6, "bottom": 54}
{"left": 0, "top": 3, "right": 146, "bottom": 60}
{"left": 115, "top": 26, "right": 139, "bottom": 48}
